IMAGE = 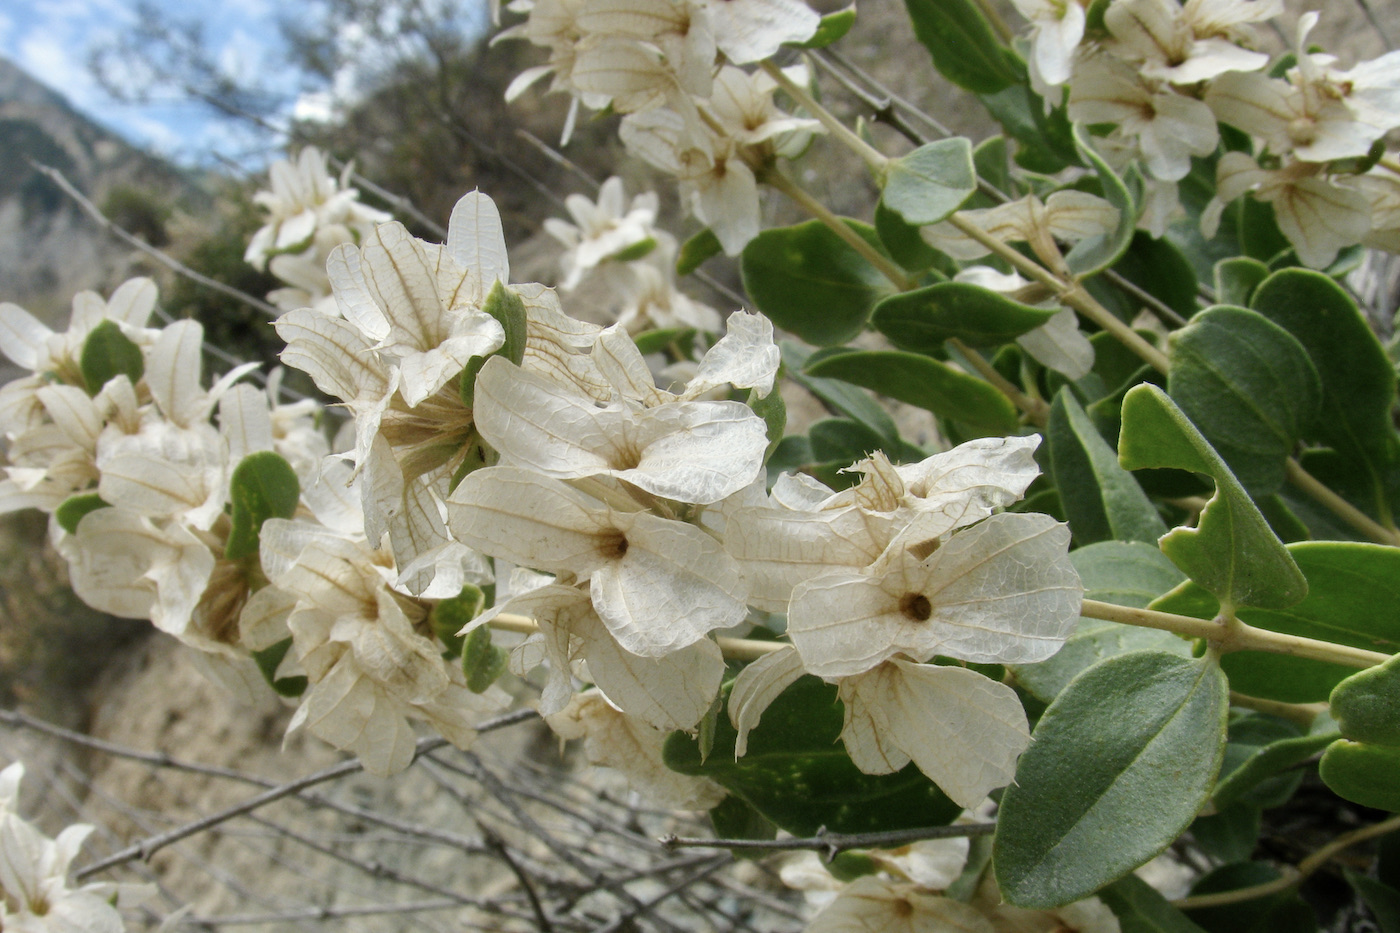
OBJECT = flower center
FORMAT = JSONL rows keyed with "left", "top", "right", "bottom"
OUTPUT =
{"left": 899, "top": 593, "right": 932, "bottom": 623}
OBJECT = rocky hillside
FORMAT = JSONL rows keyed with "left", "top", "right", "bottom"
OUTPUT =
{"left": 0, "top": 57, "right": 205, "bottom": 332}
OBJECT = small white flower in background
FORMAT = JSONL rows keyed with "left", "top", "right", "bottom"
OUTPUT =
{"left": 1069, "top": 54, "right": 1219, "bottom": 182}
{"left": 1010, "top": 0, "right": 1087, "bottom": 92}
{"left": 0, "top": 278, "right": 159, "bottom": 434}
{"left": 691, "top": 0, "right": 821, "bottom": 65}
{"left": 804, "top": 875, "right": 996, "bottom": 933}
{"left": 243, "top": 147, "right": 391, "bottom": 271}
{"left": 543, "top": 177, "right": 662, "bottom": 291}
{"left": 1201, "top": 151, "right": 1370, "bottom": 268}
{"left": 922, "top": 190, "right": 1119, "bottom": 270}
{"left": 0, "top": 762, "right": 151, "bottom": 933}
{"left": 1103, "top": 0, "right": 1276, "bottom": 86}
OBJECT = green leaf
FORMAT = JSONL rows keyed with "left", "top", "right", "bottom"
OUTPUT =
{"left": 1191, "top": 802, "right": 1261, "bottom": 864}
{"left": 1330, "top": 653, "right": 1400, "bottom": 746}
{"left": 748, "top": 385, "right": 786, "bottom": 462}
{"left": 1012, "top": 541, "right": 1189, "bottom": 703}
{"left": 1066, "top": 127, "right": 1137, "bottom": 276}
{"left": 1109, "top": 232, "right": 1200, "bottom": 321}
{"left": 664, "top": 676, "right": 961, "bottom": 835}
{"left": 872, "top": 282, "right": 1059, "bottom": 351}
{"left": 1119, "top": 385, "right": 1305, "bottom": 611}
{"left": 1215, "top": 715, "right": 1306, "bottom": 810}
{"left": 741, "top": 219, "right": 889, "bottom": 346}
{"left": 55, "top": 493, "right": 109, "bottom": 535}
{"left": 79, "top": 319, "right": 144, "bottom": 396}
{"left": 1167, "top": 306, "right": 1322, "bottom": 495}
{"left": 902, "top": 0, "right": 1024, "bottom": 94}
{"left": 1151, "top": 542, "right": 1400, "bottom": 702}
{"left": 1184, "top": 862, "right": 1318, "bottom": 933}
{"left": 791, "top": 5, "right": 856, "bottom": 48}
{"left": 781, "top": 342, "right": 904, "bottom": 450}
{"left": 432, "top": 584, "right": 486, "bottom": 658}
{"left": 225, "top": 452, "right": 301, "bottom": 562}
{"left": 632, "top": 327, "right": 698, "bottom": 356}
{"left": 978, "top": 84, "right": 1079, "bottom": 174}
{"left": 1100, "top": 874, "right": 1212, "bottom": 933}
{"left": 994, "top": 652, "right": 1229, "bottom": 908}
{"left": 805, "top": 349, "right": 1018, "bottom": 435}
{"left": 677, "top": 228, "right": 722, "bottom": 276}
{"left": 874, "top": 199, "right": 945, "bottom": 273}
{"left": 707, "top": 795, "right": 777, "bottom": 856}
{"left": 251, "top": 637, "right": 308, "bottom": 698}
{"left": 462, "top": 622, "right": 509, "bottom": 693}
{"left": 1321, "top": 740, "right": 1400, "bottom": 811}
{"left": 1213, "top": 258, "right": 1270, "bottom": 308}
{"left": 1250, "top": 268, "right": 1398, "bottom": 471}
{"left": 808, "top": 417, "right": 886, "bottom": 465}
{"left": 482, "top": 280, "right": 527, "bottom": 366}
{"left": 1211, "top": 718, "right": 1340, "bottom": 811}
{"left": 1238, "top": 197, "right": 1292, "bottom": 264}
{"left": 881, "top": 137, "right": 977, "bottom": 226}
{"left": 1050, "top": 389, "right": 1168, "bottom": 546}
{"left": 1345, "top": 870, "right": 1400, "bottom": 933}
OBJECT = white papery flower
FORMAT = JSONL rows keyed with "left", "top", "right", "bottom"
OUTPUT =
{"left": 575, "top": 0, "right": 717, "bottom": 99}
{"left": 787, "top": 512, "right": 1080, "bottom": 677}
{"left": 1012, "top": 0, "right": 1087, "bottom": 90}
{"left": 0, "top": 764, "right": 149, "bottom": 933}
{"left": 546, "top": 691, "right": 726, "bottom": 809}
{"left": 1103, "top": 0, "right": 1275, "bottom": 86}
{"left": 691, "top": 0, "right": 821, "bottom": 65}
{"left": 613, "top": 261, "right": 724, "bottom": 335}
{"left": 472, "top": 582, "right": 724, "bottom": 730}
{"left": 544, "top": 177, "right": 661, "bottom": 291}
{"left": 264, "top": 525, "right": 505, "bottom": 775}
{"left": 1069, "top": 54, "right": 1218, "bottom": 182}
{"left": 804, "top": 875, "right": 996, "bottom": 933}
{"left": 244, "top": 147, "right": 391, "bottom": 271}
{"left": 838, "top": 659, "right": 1031, "bottom": 808}
{"left": 0, "top": 278, "right": 159, "bottom": 434}
{"left": 449, "top": 467, "right": 748, "bottom": 657}
{"left": 921, "top": 190, "right": 1119, "bottom": 268}
{"left": 1201, "top": 152, "right": 1370, "bottom": 268}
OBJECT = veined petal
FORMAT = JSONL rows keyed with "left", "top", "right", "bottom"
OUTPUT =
{"left": 0, "top": 302, "right": 53, "bottom": 370}
{"left": 146, "top": 320, "right": 206, "bottom": 428}
{"left": 591, "top": 510, "right": 748, "bottom": 657}
{"left": 729, "top": 645, "right": 806, "bottom": 757}
{"left": 448, "top": 191, "right": 510, "bottom": 302}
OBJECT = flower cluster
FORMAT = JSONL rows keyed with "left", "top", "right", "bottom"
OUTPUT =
{"left": 244, "top": 147, "right": 392, "bottom": 314}
{"left": 0, "top": 762, "right": 150, "bottom": 931}
{"left": 499, "top": 0, "right": 824, "bottom": 253}
{"left": 1018, "top": 0, "right": 1400, "bottom": 264}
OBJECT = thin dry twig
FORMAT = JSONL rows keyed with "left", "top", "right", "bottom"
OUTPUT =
{"left": 661, "top": 822, "right": 997, "bottom": 860}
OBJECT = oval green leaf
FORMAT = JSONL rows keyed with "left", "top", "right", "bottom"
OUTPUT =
{"left": 805, "top": 349, "right": 1018, "bottom": 435}
{"left": 882, "top": 137, "right": 977, "bottom": 226}
{"left": 1330, "top": 653, "right": 1400, "bottom": 746}
{"left": 1167, "top": 305, "right": 1322, "bottom": 495}
{"left": 741, "top": 219, "right": 890, "bottom": 347}
{"left": 872, "top": 282, "right": 1059, "bottom": 351}
{"left": 1320, "top": 740, "right": 1400, "bottom": 812}
{"left": 994, "top": 652, "right": 1229, "bottom": 908}
{"left": 80, "top": 319, "right": 144, "bottom": 396}
{"left": 226, "top": 451, "right": 301, "bottom": 562}
{"left": 902, "top": 0, "right": 1024, "bottom": 94}
{"left": 1065, "top": 127, "right": 1137, "bottom": 277}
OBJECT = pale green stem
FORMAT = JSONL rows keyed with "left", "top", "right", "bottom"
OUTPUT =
{"left": 1081, "top": 599, "right": 1391, "bottom": 669}
{"left": 759, "top": 61, "right": 890, "bottom": 177}
{"left": 763, "top": 169, "right": 913, "bottom": 290}
{"left": 1228, "top": 692, "right": 1327, "bottom": 727}
{"left": 489, "top": 612, "right": 781, "bottom": 662}
{"left": 949, "top": 337, "right": 1049, "bottom": 425}
{"left": 1174, "top": 812, "right": 1400, "bottom": 909}
{"left": 1284, "top": 458, "right": 1400, "bottom": 545}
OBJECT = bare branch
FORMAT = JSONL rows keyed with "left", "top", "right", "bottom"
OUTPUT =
{"left": 660, "top": 822, "right": 997, "bottom": 859}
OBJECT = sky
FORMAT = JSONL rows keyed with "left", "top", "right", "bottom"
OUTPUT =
{"left": 0, "top": 0, "right": 411, "bottom": 168}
